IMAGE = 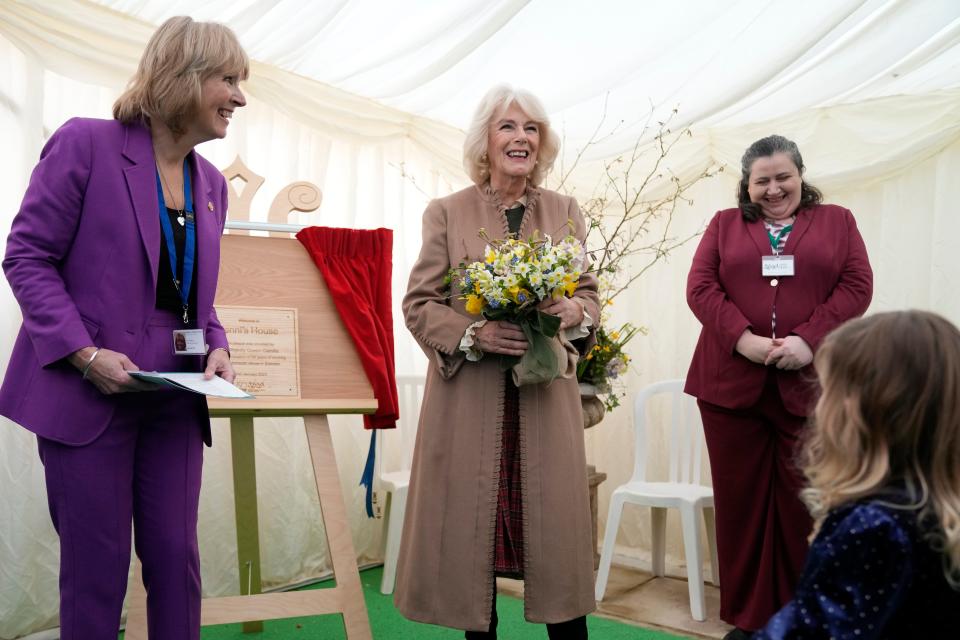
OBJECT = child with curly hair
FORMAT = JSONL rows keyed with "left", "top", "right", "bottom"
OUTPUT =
{"left": 755, "top": 310, "right": 960, "bottom": 638}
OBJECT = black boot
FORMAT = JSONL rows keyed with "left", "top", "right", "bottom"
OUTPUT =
{"left": 546, "top": 615, "right": 587, "bottom": 640}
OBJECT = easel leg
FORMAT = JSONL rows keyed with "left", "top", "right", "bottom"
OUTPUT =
{"left": 303, "top": 415, "right": 373, "bottom": 640}
{"left": 231, "top": 415, "right": 264, "bottom": 633}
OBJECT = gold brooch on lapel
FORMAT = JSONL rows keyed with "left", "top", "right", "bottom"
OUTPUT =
{"left": 207, "top": 201, "right": 214, "bottom": 212}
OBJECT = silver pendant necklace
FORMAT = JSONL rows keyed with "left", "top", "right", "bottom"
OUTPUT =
{"left": 156, "top": 161, "right": 185, "bottom": 225}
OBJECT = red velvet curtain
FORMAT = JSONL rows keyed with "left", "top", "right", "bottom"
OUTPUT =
{"left": 296, "top": 226, "right": 397, "bottom": 429}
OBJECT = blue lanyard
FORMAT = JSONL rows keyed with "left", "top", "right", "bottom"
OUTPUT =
{"left": 155, "top": 161, "right": 196, "bottom": 324}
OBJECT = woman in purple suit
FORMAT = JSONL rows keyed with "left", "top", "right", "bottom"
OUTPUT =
{"left": 0, "top": 17, "right": 246, "bottom": 639}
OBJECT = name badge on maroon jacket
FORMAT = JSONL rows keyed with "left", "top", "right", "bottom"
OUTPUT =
{"left": 762, "top": 255, "right": 795, "bottom": 277}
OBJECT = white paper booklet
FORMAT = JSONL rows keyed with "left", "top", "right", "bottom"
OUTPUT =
{"left": 129, "top": 371, "right": 254, "bottom": 399}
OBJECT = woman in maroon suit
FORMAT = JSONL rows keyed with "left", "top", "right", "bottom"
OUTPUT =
{"left": 684, "top": 135, "right": 873, "bottom": 639}
{"left": 1, "top": 17, "right": 245, "bottom": 639}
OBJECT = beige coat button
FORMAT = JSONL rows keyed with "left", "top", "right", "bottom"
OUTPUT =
{"left": 770, "top": 278, "right": 779, "bottom": 287}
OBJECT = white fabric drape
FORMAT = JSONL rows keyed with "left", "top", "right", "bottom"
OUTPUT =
{"left": 1, "top": 0, "right": 959, "bottom": 637}
{"left": 83, "top": 0, "right": 960, "bottom": 159}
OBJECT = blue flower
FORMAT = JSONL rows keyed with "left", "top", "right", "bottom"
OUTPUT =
{"left": 488, "top": 299, "right": 501, "bottom": 309}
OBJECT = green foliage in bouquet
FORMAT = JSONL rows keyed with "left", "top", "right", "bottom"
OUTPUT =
{"left": 577, "top": 323, "right": 644, "bottom": 411}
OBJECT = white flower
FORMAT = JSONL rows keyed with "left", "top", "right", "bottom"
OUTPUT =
{"left": 544, "top": 270, "right": 564, "bottom": 289}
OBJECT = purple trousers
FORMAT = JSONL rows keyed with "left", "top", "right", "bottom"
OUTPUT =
{"left": 36, "top": 310, "right": 207, "bottom": 640}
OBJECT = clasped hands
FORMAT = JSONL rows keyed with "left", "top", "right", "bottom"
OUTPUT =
{"left": 69, "top": 345, "right": 236, "bottom": 395}
{"left": 735, "top": 330, "right": 813, "bottom": 370}
{"left": 473, "top": 296, "right": 584, "bottom": 356}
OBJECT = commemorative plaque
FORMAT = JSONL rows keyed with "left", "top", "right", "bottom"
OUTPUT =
{"left": 216, "top": 306, "right": 300, "bottom": 397}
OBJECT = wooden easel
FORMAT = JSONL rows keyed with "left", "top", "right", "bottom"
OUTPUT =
{"left": 125, "top": 233, "right": 377, "bottom": 638}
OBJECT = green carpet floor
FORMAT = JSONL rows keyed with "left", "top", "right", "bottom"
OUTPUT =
{"left": 121, "top": 566, "right": 688, "bottom": 639}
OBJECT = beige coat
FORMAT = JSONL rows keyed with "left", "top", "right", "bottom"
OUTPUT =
{"left": 394, "top": 184, "right": 600, "bottom": 631}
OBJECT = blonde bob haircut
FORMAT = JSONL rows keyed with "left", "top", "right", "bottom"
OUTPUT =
{"left": 803, "top": 310, "right": 960, "bottom": 587}
{"left": 113, "top": 16, "right": 249, "bottom": 137}
{"left": 462, "top": 85, "right": 560, "bottom": 187}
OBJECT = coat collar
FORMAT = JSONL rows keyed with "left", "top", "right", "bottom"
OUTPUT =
{"left": 121, "top": 122, "right": 215, "bottom": 296}
{"left": 746, "top": 206, "right": 814, "bottom": 255}
{"left": 476, "top": 181, "right": 542, "bottom": 239}
{"left": 781, "top": 206, "right": 812, "bottom": 253}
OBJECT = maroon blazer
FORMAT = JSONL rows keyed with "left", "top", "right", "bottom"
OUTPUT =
{"left": 684, "top": 204, "right": 873, "bottom": 416}
{"left": 0, "top": 118, "right": 230, "bottom": 445}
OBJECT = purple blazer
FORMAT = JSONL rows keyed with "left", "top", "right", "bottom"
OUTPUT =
{"left": 0, "top": 118, "right": 230, "bottom": 445}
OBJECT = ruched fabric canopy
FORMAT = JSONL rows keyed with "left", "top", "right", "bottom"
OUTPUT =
{"left": 1, "top": 1, "right": 959, "bottom": 637}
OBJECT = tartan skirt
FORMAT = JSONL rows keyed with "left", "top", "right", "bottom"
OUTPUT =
{"left": 494, "top": 372, "right": 524, "bottom": 578}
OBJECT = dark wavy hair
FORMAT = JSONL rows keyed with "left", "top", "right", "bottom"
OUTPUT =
{"left": 737, "top": 135, "right": 823, "bottom": 222}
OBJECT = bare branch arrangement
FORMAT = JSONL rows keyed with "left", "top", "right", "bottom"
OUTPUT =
{"left": 556, "top": 105, "right": 722, "bottom": 308}
{"left": 551, "top": 105, "right": 723, "bottom": 410}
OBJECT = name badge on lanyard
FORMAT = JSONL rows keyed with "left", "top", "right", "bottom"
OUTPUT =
{"left": 156, "top": 161, "right": 203, "bottom": 354}
{"left": 173, "top": 329, "right": 206, "bottom": 355}
{"left": 762, "top": 222, "right": 795, "bottom": 278}
{"left": 762, "top": 254, "right": 795, "bottom": 277}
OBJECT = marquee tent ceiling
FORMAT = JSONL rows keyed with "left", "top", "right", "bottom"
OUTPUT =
{"left": 82, "top": 0, "right": 960, "bottom": 159}
{"left": 2, "top": 4, "right": 960, "bottom": 639}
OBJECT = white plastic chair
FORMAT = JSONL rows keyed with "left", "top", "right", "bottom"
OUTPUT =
{"left": 378, "top": 374, "right": 425, "bottom": 594}
{"left": 594, "top": 379, "right": 719, "bottom": 621}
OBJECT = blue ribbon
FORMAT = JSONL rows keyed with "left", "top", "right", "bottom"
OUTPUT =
{"left": 155, "top": 161, "right": 196, "bottom": 323}
{"left": 359, "top": 430, "right": 377, "bottom": 518}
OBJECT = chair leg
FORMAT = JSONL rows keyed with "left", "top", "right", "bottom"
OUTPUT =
{"left": 704, "top": 506, "right": 720, "bottom": 587}
{"left": 650, "top": 506, "right": 667, "bottom": 577}
{"left": 595, "top": 493, "right": 626, "bottom": 601}
{"left": 679, "top": 505, "right": 706, "bottom": 621}
{"left": 379, "top": 487, "right": 407, "bottom": 595}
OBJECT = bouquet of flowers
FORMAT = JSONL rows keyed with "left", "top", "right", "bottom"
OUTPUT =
{"left": 452, "top": 230, "right": 586, "bottom": 385}
{"left": 577, "top": 322, "right": 643, "bottom": 411}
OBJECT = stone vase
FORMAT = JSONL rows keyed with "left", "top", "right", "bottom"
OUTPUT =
{"left": 579, "top": 382, "right": 606, "bottom": 429}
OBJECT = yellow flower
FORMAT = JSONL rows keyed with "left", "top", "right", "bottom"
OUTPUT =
{"left": 611, "top": 332, "right": 620, "bottom": 340}
{"left": 465, "top": 294, "right": 484, "bottom": 315}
